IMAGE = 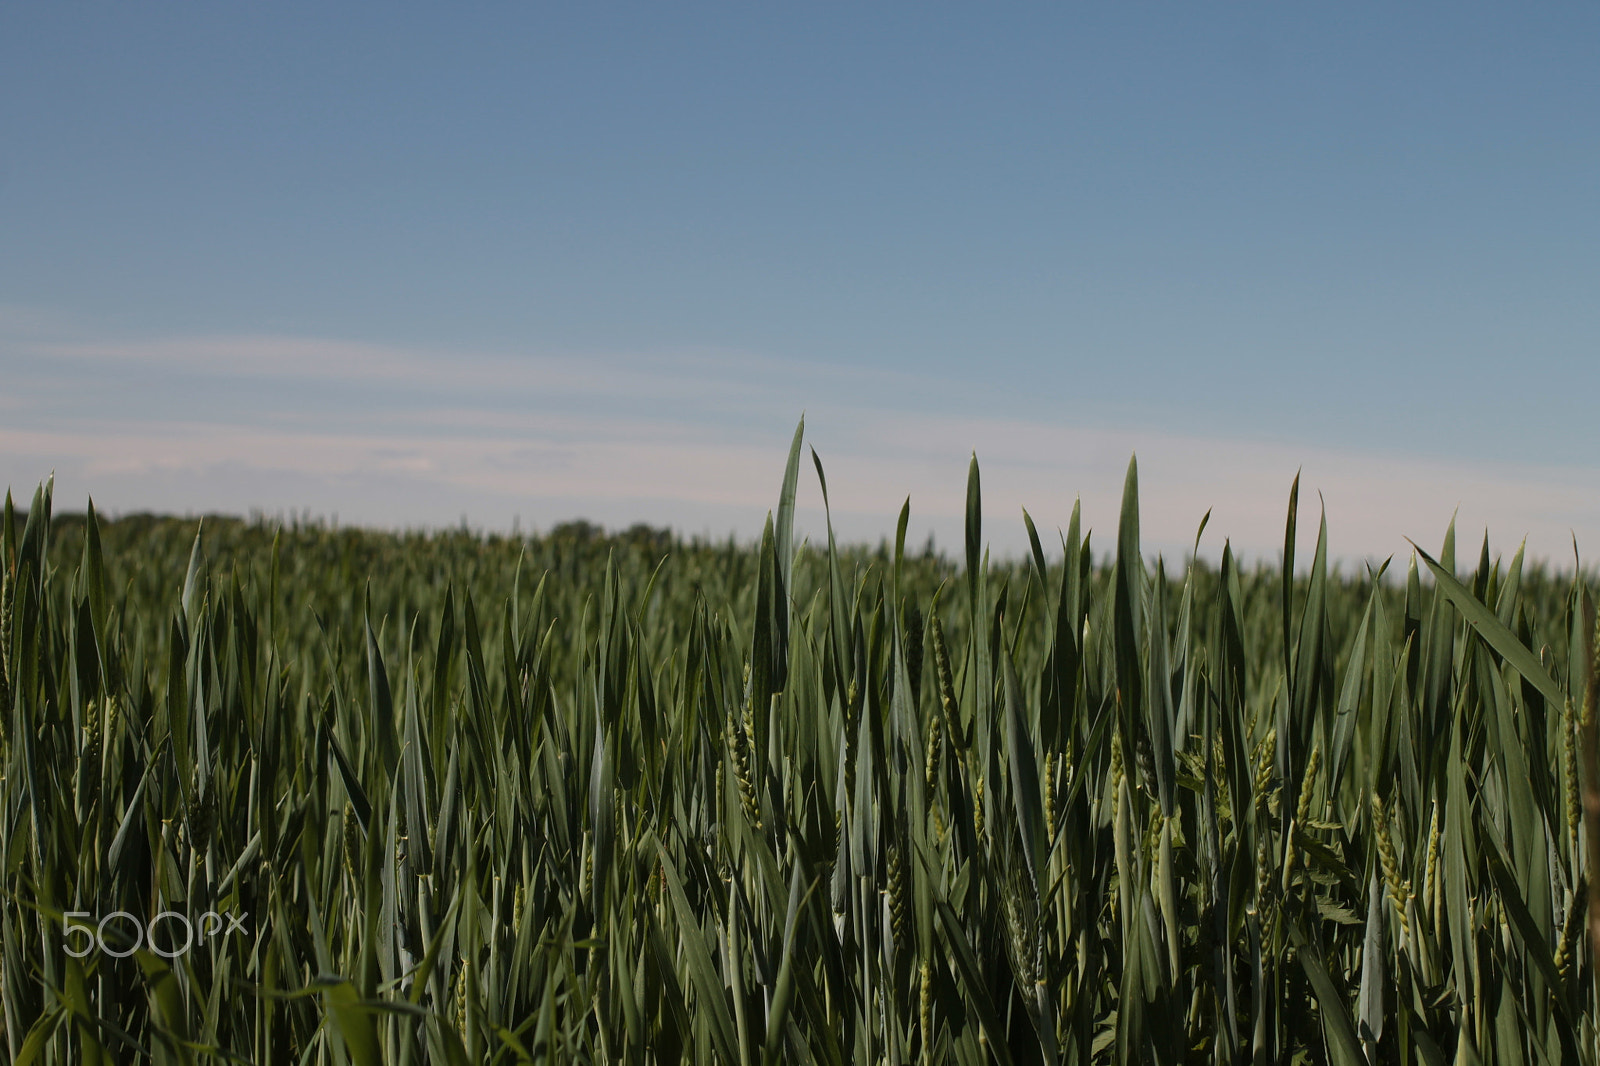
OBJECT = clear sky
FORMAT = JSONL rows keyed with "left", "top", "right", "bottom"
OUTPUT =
{"left": 3, "top": 4, "right": 1597, "bottom": 565}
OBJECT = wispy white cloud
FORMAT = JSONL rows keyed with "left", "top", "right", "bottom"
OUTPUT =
{"left": 25, "top": 331, "right": 941, "bottom": 416}
{"left": 4, "top": 317, "right": 1597, "bottom": 567}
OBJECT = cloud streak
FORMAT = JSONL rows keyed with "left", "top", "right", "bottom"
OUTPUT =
{"left": 4, "top": 319, "right": 1597, "bottom": 567}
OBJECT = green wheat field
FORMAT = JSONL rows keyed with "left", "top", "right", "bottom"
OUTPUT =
{"left": 2, "top": 420, "right": 1597, "bottom": 1065}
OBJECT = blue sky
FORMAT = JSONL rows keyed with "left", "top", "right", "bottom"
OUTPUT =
{"left": 3, "top": 4, "right": 1597, "bottom": 563}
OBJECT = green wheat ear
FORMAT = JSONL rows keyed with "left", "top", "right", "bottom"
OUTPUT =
{"left": 1565, "top": 699, "right": 1582, "bottom": 841}
{"left": 1371, "top": 792, "right": 1412, "bottom": 938}
{"left": 342, "top": 802, "right": 362, "bottom": 881}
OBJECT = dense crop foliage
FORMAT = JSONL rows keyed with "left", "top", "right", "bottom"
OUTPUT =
{"left": 2, "top": 421, "right": 1597, "bottom": 1065}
